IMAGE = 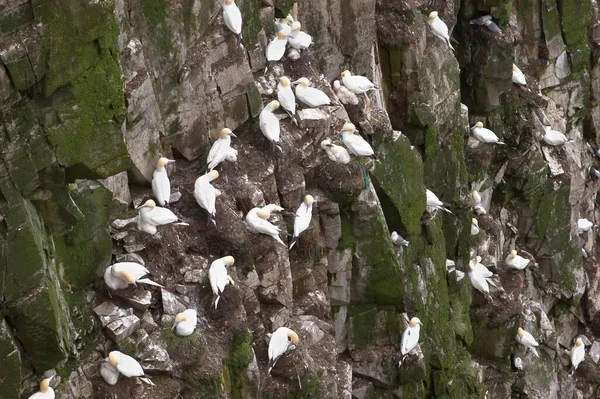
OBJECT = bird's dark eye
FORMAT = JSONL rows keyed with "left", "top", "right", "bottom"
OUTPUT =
{"left": 287, "top": 336, "right": 292, "bottom": 341}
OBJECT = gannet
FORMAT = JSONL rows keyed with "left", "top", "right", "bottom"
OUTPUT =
{"left": 341, "top": 123, "right": 376, "bottom": 158}
{"left": 400, "top": 317, "right": 422, "bottom": 357}
{"left": 266, "top": 31, "right": 288, "bottom": 61}
{"left": 172, "top": 309, "right": 197, "bottom": 336}
{"left": 106, "top": 351, "right": 155, "bottom": 385}
{"left": 474, "top": 204, "right": 487, "bottom": 215}
{"left": 571, "top": 338, "right": 585, "bottom": 372}
{"left": 471, "top": 122, "right": 505, "bottom": 144}
{"left": 259, "top": 100, "right": 282, "bottom": 150}
{"left": 289, "top": 195, "right": 314, "bottom": 249}
{"left": 472, "top": 256, "right": 497, "bottom": 287}
{"left": 207, "top": 128, "right": 237, "bottom": 171}
{"left": 468, "top": 261, "right": 491, "bottom": 299}
{"left": 104, "top": 262, "right": 164, "bottom": 290}
{"left": 261, "top": 203, "right": 284, "bottom": 213}
{"left": 542, "top": 126, "right": 570, "bottom": 146}
{"left": 277, "top": 77, "right": 296, "bottom": 121}
{"left": 225, "top": 147, "right": 238, "bottom": 163}
{"left": 293, "top": 77, "right": 331, "bottom": 107}
{"left": 223, "top": 0, "right": 243, "bottom": 46}
{"left": 333, "top": 80, "right": 359, "bottom": 105}
{"left": 275, "top": 15, "right": 294, "bottom": 35}
{"left": 268, "top": 327, "right": 299, "bottom": 374}
{"left": 577, "top": 218, "right": 594, "bottom": 233}
{"left": 99, "top": 363, "right": 119, "bottom": 385}
{"left": 426, "top": 189, "right": 452, "bottom": 213}
{"left": 340, "top": 70, "right": 377, "bottom": 100}
{"left": 513, "top": 356, "right": 524, "bottom": 370}
{"left": 28, "top": 376, "right": 54, "bottom": 399}
{"left": 427, "top": 11, "right": 454, "bottom": 51}
{"left": 194, "top": 170, "right": 219, "bottom": 222}
{"left": 245, "top": 207, "right": 286, "bottom": 246}
{"left": 137, "top": 199, "right": 180, "bottom": 235}
{"left": 471, "top": 218, "right": 480, "bottom": 235}
{"left": 516, "top": 328, "right": 539, "bottom": 357}
{"left": 321, "top": 139, "right": 351, "bottom": 164}
{"left": 483, "top": 19, "right": 502, "bottom": 34}
{"left": 152, "top": 157, "right": 175, "bottom": 207}
{"left": 288, "top": 21, "right": 312, "bottom": 50}
{"left": 391, "top": 231, "right": 409, "bottom": 247}
{"left": 505, "top": 250, "right": 530, "bottom": 270}
{"left": 469, "top": 15, "right": 492, "bottom": 26}
{"left": 512, "top": 64, "right": 526, "bottom": 85}
{"left": 209, "top": 256, "right": 235, "bottom": 309}
{"left": 471, "top": 190, "right": 482, "bottom": 206}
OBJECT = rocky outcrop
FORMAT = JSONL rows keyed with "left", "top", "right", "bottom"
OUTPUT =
{"left": 2, "top": 0, "right": 600, "bottom": 398}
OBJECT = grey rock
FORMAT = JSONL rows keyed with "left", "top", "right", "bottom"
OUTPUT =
{"left": 327, "top": 249, "right": 352, "bottom": 306}
{"left": 115, "top": 253, "right": 145, "bottom": 265}
{"left": 140, "top": 312, "right": 158, "bottom": 334}
{"left": 352, "top": 380, "right": 374, "bottom": 399}
{"left": 93, "top": 302, "right": 133, "bottom": 327}
{"left": 353, "top": 347, "right": 397, "bottom": 387}
{"left": 555, "top": 51, "right": 571, "bottom": 80}
{"left": 66, "top": 368, "right": 93, "bottom": 398}
{"left": 590, "top": 341, "right": 600, "bottom": 363}
{"left": 297, "top": 108, "right": 331, "bottom": 130}
{"left": 170, "top": 191, "right": 182, "bottom": 204}
{"left": 111, "top": 217, "right": 138, "bottom": 229}
{"left": 336, "top": 361, "right": 352, "bottom": 399}
{"left": 161, "top": 289, "right": 186, "bottom": 315}
{"left": 184, "top": 269, "right": 206, "bottom": 284}
{"left": 105, "top": 315, "right": 140, "bottom": 343}
{"left": 114, "top": 289, "right": 152, "bottom": 311}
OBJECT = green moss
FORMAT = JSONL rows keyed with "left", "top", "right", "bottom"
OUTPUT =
{"left": 348, "top": 304, "right": 378, "bottom": 348}
{"left": 168, "top": 118, "right": 181, "bottom": 136}
{"left": 0, "top": 320, "right": 22, "bottom": 398}
{"left": 225, "top": 325, "right": 255, "bottom": 399}
{"left": 287, "top": 371, "right": 326, "bottom": 399}
{"left": 238, "top": 0, "right": 262, "bottom": 46}
{"left": 338, "top": 214, "right": 357, "bottom": 249}
{"left": 559, "top": 0, "right": 593, "bottom": 75}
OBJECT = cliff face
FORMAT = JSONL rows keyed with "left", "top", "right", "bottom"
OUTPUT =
{"left": 1, "top": 0, "right": 600, "bottom": 398}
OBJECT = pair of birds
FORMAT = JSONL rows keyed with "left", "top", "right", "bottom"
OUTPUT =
{"left": 469, "top": 121, "right": 571, "bottom": 146}
{"left": 516, "top": 329, "right": 585, "bottom": 372}
{"left": 245, "top": 195, "right": 314, "bottom": 249}
{"left": 467, "top": 256, "right": 498, "bottom": 300}
{"left": 266, "top": 20, "right": 312, "bottom": 61}
{"left": 100, "top": 350, "right": 154, "bottom": 386}
{"left": 319, "top": 123, "right": 377, "bottom": 165}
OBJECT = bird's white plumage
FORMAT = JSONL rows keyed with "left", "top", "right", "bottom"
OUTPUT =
{"left": 100, "top": 363, "right": 119, "bottom": 385}
{"left": 261, "top": 204, "right": 284, "bottom": 213}
{"left": 194, "top": 174, "right": 217, "bottom": 218}
{"left": 427, "top": 13, "right": 454, "bottom": 50}
{"left": 426, "top": 189, "right": 452, "bottom": 213}
{"left": 342, "top": 74, "right": 375, "bottom": 95}
{"left": 577, "top": 218, "right": 594, "bottom": 233}
{"left": 516, "top": 329, "right": 539, "bottom": 357}
{"left": 207, "top": 134, "right": 233, "bottom": 171}
{"left": 104, "top": 262, "right": 163, "bottom": 290}
{"left": 512, "top": 65, "right": 526, "bottom": 85}
{"left": 277, "top": 81, "right": 296, "bottom": 116}
{"left": 471, "top": 125, "right": 504, "bottom": 144}
{"left": 571, "top": 340, "right": 585, "bottom": 370}
{"left": 276, "top": 19, "right": 292, "bottom": 35}
{"left": 245, "top": 208, "right": 285, "bottom": 245}
{"left": 400, "top": 323, "right": 420, "bottom": 355}
{"left": 468, "top": 261, "right": 490, "bottom": 295}
{"left": 333, "top": 80, "right": 359, "bottom": 105}
{"left": 108, "top": 351, "right": 154, "bottom": 384}
{"left": 391, "top": 231, "right": 409, "bottom": 247}
{"left": 152, "top": 165, "right": 172, "bottom": 206}
{"left": 137, "top": 202, "right": 179, "bottom": 235}
{"left": 471, "top": 219, "right": 480, "bottom": 235}
{"left": 27, "top": 379, "right": 55, "bottom": 399}
{"left": 266, "top": 35, "right": 287, "bottom": 61}
{"left": 209, "top": 257, "right": 234, "bottom": 309}
{"left": 294, "top": 81, "right": 331, "bottom": 107}
{"left": 173, "top": 309, "right": 197, "bottom": 336}
{"left": 288, "top": 30, "right": 312, "bottom": 50}
{"left": 290, "top": 198, "right": 313, "bottom": 249}
{"left": 223, "top": 1, "right": 242, "bottom": 40}
{"left": 505, "top": 251, "right": 530, "bottom": 270}
{"left": 259, "top": 104, "right": 281, "bottom": 144}
{"left": 542, "top": 127, "right": 569, "bottom": 146}
{"left": 342, "top": 130, "right": 374, "bottom": 157}
{"left": 321, "top": 139, "right": 351, "bottom": 164}
{"left": 268, "top": 327, "right": 297, "bottom": 370}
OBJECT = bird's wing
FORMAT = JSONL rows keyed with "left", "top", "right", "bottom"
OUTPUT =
{"left": 223, "top": 5, "right": 242, "bottom": 34}
{"left": 259, "top": 112, "right": 280, "bottom": 142}
{"left": 117, "top": 355, "right": 144, "bottom": 377}
{"left": 305, "top": 87, "right": 331, "bottom": 105}
{"left": 277, "top": 87, "right": 296, "bottom": 114}
{"left": 208, "top": 263, "right": 222, "bottom": 295}
{"left": 251, "top": 217, "right": 281, "bottom": 235}
{"left": 350, "top": 76, "right": 375, "bottom": 91}
{"left": 152, "top": 171, "right": 170, "bottom": 205}
{"left": 194, "top": 180, "right": 216, "bottom": 213}
{"left": 432, "top": 18, "right": 449, "bottom": 37}
{"left": 470, "top": 273, "right": 489, "bottom": 294}
{"left": 522, "top": 333, "right": 539, "bottom": 346}
{"left": 400, "top": 327, "right": 418, "bottom": 355}
{"left": 216, "top": 269, "right": 230, "bottom": 293}
{"left": 207, "top": 139, "right": 227, "bottom": 167}
{"left": 147, "top": 207, "right": 178, "bottom": 225}
{"left": 473, "top": 263, "right": 493, "bottom": 278}
{"left": 268, "top": 331, "right": 288, "bottom": 361}
{"left": 481, "top": 128, "right": 499, "bottom": 142}
{"left": 293, "top": 204, "right": 311, "bottom": 237}
{"left": 266, "top": 39, "right": 285, "bottom": 61}
{"left": 345, "top": 134, "right": 373, "bottom": 156}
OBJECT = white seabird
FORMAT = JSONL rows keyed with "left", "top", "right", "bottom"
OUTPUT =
{"left": 571, "top": 338, "right": 585, "bottom": 372}
{"left": 391, "top": 231, "right": 409, "bottom": 247}
{"left": 512, "top": 64, "right": 526, "bottom": 85}
{"left": 426, "top": 189, "right": 452, "bottom": 213}
{"left": 172, "top": 309, "right": 197, "bottom": 337}
{"left": 468, "top": 260, "right": 491, "bottom": 299}
{"left": 471, "top": 218, "right": 480, "bottom": 235}
{"left": 340, "top": 70, "right": 377, "bottom": 102}
{"left": 152, "top": 157, "right": 175, "bottom": 207}
{"left": 28, "top": 376, "right": 54, "bottom": 399}
{"left": 99, "top": 362, "right": 119, "bottom": 385}
{"left": 471, "top": 121, "right": 505, "bottom": 144}
{"left": 542, "top": 126, "right": 570, "bottom": 146}
{"left": 399, "top": 317, "right": 422, "bottom": 366}
{"left": 472, "top": 256, "right": 497, "bottom": 287}
{"left": 194, "top": 170, "right": 219, "bottom": 222}
{"left": 505, "top": 250, "right": 530, "bottom": 270}
{"left": 137, "top": 199, "right": 181, "bottom": 235}
{"left": 277, "top": 76, "right": 297, "bottom": 121}
{"left": 261, "top": 203, "right": 284, "bottom": 213}
{"left": 268, "top": 327, "right": 299, "bottom": 374}
{"left": 245, "top": 207, "right": 286, "bottom": 246}
{"left": 289, "top": 195, "right": 314, "bottom": 249}
{"left": 293, "top": 77, "right": 331, "bottom": 107}
{"left": 516, "top": 328, "right": 540, "bottom": 357}
{"left": 104, "top": 262, "right": 164, "bottom": 290}
{"left": 333, "top": 80, "right": 359, "bottom": 105}
{"left": 471, "top": 190, "right": 482, "bottom": 206}
{"left": 469, "top": 15, "right": 492, "bottom": 26}
{"left": 341, "top": 123, "right": 376, "bottom": 158}
{"left": 321, "top": 139, "right": 351, "bottom": 164}
{"left": 225, "top": 147, "right": 238, "bottom": 163}
{"left": 259, "top": 100, "right": 282, "bottom": 150}
{"left": 209, "top": 256, "right": 235, "bottom": 309}
{"left": 288, "top": 21, "right": 312, "bottom": 50}
{"left": 577, "top": 218, "right": 594, "bottom": 233}
{"left": 275, "top": 15, "right": 294, "bottom": 35}
{"left": 266, "top": 30, "right": 288, "bottom": 61}
{"left": 207, "top": 128, "right": 237, "bottom": 171}
{"left": 427, "top": 11, "right": 454, "bottom": 51}
{"left": 106, "top": 351, "right": 155, "bottom": 385}
{"left": 223, "top": 0, "right": 243, "bottom": 46}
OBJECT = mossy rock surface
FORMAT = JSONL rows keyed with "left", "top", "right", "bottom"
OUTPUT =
{"left": 0, "top": 320, "right": 21, "bottom": 399}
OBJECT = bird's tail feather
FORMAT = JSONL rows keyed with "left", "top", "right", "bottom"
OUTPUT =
{"left": 140, "top": 377, "right": 155, "bottom": 386}
{"left": 215, "top": 295, "right": 221, "bottom": 309}
{"left": 440, "top": 206, "right": 453, "bottom": 214}
{"left": 138, "top": 278, "right": 164, "bottom": 288}
{"left": 289, "top": 238, "right": 297, "bottom": 249}
{"left": 497, "top": 141, "right": 507, "bottom": 145}
{"left": 274, "top": 235, "right": 286, "bottom": 246}
{"left": 531, "top": 347, "right": 539, "bottom": 357}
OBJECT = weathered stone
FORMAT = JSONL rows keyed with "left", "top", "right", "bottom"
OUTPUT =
{"left": 297, "top": 108, "right": 331, "bottom": 130}
{"left": 115, "top": 253, "right": 145, "bottom": 265}
{"left": 114, "top": 289, "right": 152, "bottom": 311}
{"left": 327, "top": 249, "right": 352, "bottom": 306}
{"left": 161, "top": 289, "right": 186, "bottom": 315}
{"left": 66, "top": 368, "right": 93, "bottom": 399}
{"left": 0, "top": 319, "right": 21, "bottom": 398}
{"left": 590, "top": 341, "right": 600, "bottom": 364}
{"left": 105, "top": 315, "right": 140, "bottom": 343}
{"left": 183, "top": 269, "right": 206, "bottom": 283}
{"left": 93, "top": 302, "right": 133, "bottom": 327}
{"left": 336, "top": 361, "right": 352, "bottom": 399}
{"left": 140, "top": 312, "right": 158, "bottom": 334}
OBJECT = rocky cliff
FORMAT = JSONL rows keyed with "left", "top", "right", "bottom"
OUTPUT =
{"left": 1, "top": 0, "right": 600, "bottom": 398}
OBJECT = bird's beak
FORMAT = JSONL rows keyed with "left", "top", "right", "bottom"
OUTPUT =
{"left": 171, "top": 322, "right": 178, "bottom": 331}
{"left": 420, "top": 322, "right": 423, "bottom": 326}
{"left": 291, "top": 79, "right": 301, "bottom": 85}
{"left": 230, "top": 133, "right": 238, "bottom": 138}
{"left": 167, "top": 159, "right": 176, "bottom": 164}
{"left": 135, "top": 203, "right": 146, "bottom": 210}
